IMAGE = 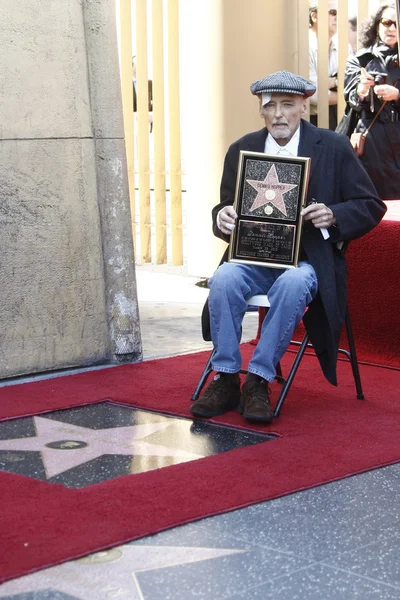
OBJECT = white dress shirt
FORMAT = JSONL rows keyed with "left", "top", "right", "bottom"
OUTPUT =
{"left": 309, "top": 30, "right": 353, "bottom": 116}
{"left": 264, "top": 125, "right": 300, "bottom": 156}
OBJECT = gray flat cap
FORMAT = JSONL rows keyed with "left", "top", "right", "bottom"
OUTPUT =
{"left": 250, "top": 71, "right": 316, "bottom": 101}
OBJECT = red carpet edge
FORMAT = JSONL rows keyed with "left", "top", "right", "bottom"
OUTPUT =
{"left": 1, "top": 347, "right": 400, "bottom": 582}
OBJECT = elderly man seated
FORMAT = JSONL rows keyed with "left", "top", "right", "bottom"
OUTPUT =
{"left": 190, "top": 70, "right": 386, "bottom": 424}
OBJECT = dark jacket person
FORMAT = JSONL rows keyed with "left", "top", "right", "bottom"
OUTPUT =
{"left": 342, "top": 2, "right": 400, "bottom": 200}
{"left": 191, "top": 70, "right": 386, "bottom": 425}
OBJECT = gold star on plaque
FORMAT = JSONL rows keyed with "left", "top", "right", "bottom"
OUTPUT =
{"left": 246, "top": 164, "right": 298, "bottom": 217}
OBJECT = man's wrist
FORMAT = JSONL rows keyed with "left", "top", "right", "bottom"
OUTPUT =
{"left": 329, "top": 77, "right": 338, "bottom": 90}
{"left": 357, "top": 85, "right": 369, "bottom": 99}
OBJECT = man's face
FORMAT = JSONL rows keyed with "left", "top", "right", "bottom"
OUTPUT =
{"left": 260, "top": 94, "right": 307, "bottom": 145}
{"left": 310, "top": 8, "right": 337, "bottom": 37}
{"left": 328, "top": 9, "right": 337, "bottom": 37}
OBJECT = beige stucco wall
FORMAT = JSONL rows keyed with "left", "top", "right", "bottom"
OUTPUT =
{"left": 181, "top": 0, "right": 300, "bottom": 276}
{"left": 0, "top": 0, "right": 141, "bottom": 379}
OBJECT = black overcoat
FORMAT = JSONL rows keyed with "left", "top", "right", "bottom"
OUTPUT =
{"left": 343, "top": 44, "right": 400, "bottom": 200}
{"left": 202, "top": 120, "right": 386, "bottom": 385}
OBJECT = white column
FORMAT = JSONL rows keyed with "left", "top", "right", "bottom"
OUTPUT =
{"left": 180, "top": 0, "right": 294, "bottom": 276}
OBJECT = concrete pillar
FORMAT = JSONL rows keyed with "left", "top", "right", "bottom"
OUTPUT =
{"left": 180, "top": 0, "right": 297, "bottom": 276}
{"left": 0, "top": 0, "right": 141, "bottom": 378}
{"left": 83, "top": 0, "right": 142, "bottom": 361}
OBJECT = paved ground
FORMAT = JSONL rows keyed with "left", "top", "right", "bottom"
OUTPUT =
{"left": 136, "top": 263, "right": 259, "bottom": 361}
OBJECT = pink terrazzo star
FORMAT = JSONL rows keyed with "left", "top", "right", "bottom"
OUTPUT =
{"left": 0, "top": 417, "right": 203, "bottom": 477}
{"left": 246, "top": 164, "right": 297, "bottom": 216}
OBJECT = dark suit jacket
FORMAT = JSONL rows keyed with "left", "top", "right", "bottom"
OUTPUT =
{"left": 202, "top": 120, "right": 386, "bottom": 385}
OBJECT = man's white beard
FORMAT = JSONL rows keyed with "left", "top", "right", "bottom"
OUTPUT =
{"left": 271, "top": 125, "right": 290, "bottom": 139}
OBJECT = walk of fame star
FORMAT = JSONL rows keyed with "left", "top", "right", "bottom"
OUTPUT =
{"left": 246, "top": 164, "right": 298, "bottom": 216}
{"left": 0, "top": 544, "right": 245, "bottom": 599}
{"left": 0, "top": 417, "right": 203, "bottom": 478}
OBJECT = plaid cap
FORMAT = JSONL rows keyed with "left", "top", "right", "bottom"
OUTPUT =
{"left": 250, "top": 71, "right": 316, "bottom": 100}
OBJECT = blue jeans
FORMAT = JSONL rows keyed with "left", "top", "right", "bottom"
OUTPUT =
{"left": 208, "top": 261, "right": 318, "bottom": 382}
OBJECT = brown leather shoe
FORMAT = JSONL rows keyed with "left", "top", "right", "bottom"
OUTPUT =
{"left": 240, "top": 380, "right": 274, "bottom": 423}
{"left": 190, "top": 373, "right": 241, "bottom": 418}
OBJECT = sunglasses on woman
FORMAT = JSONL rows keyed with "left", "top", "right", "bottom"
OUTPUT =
{"left": 380, "top": 18, "right": 397, "bottom": 28}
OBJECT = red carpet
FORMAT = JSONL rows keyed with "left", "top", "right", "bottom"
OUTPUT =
{"left": 1, "top": 347, "right": 400, "bottom": 583}
{"left": 256, "top": 218, "right": 400, "bottom": 370}
{"left": 345, "top": 219, "right": 400, "bottom": 369}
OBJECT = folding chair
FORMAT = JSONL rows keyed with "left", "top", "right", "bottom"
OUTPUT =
{"left": 191, "top": 293, "right": 364, "bottom": 418}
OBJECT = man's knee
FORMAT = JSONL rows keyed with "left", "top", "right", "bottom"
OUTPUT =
{"left": 210, "top": 263, "right": 239, "bottom": 290}
{"left": 209, "top": 263, "right": 251, "bottom": 304}
{"left": 276, "top": 265, "right": 318, "bottom": 298}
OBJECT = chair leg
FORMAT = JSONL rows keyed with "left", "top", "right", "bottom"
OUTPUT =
{"left": 275, "top": 361, "right": 284, "bottom": 385}
{"left": 191, "top": 348, "right": 215, "bottom": 401}
{"left": 344, "top": 306, "right": 364, "bottom": 400}
{"left": 273, "top": 333, "right": 309, "bottom": 418}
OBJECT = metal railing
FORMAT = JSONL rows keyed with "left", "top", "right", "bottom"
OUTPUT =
{"left": 118, "top": 0, "right": 183, "bottom": 265}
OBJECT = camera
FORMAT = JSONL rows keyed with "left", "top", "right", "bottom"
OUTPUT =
{"left": 369, "top": 71, "right": 388, "bottom": 85}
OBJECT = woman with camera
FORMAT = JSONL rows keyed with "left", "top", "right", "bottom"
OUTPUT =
{"left": 341, "top": 3, "right": 400, "bottom": 200}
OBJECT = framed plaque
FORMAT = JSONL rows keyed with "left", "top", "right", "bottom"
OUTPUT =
{"left": 228, "top": 151, "right": 311, "bottom": 269}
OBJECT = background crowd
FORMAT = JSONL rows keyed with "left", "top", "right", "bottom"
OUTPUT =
{"left": 310, "top": 1, "right": 400, "bottom": 201}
